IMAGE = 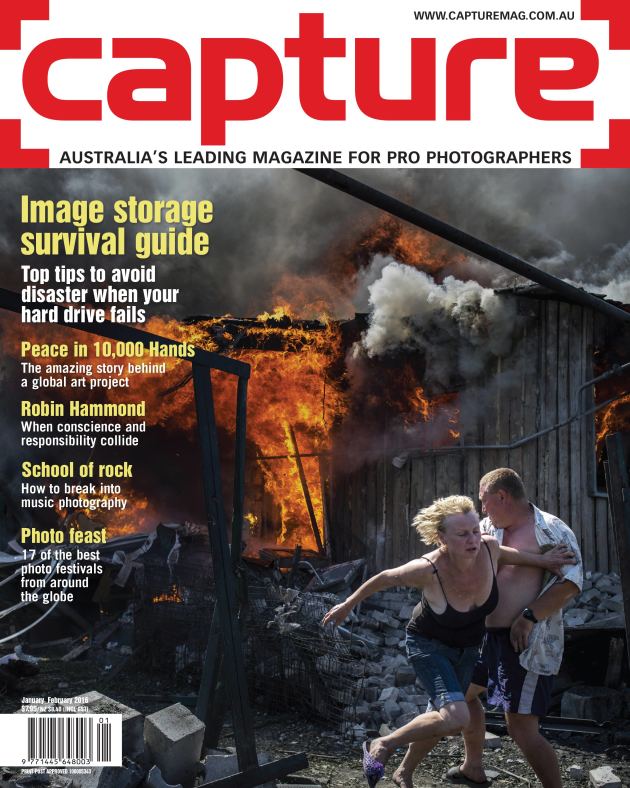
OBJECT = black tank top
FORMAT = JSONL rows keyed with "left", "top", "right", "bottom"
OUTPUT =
{"left": 407, "top": 540, "right": 499, "bottom": 648}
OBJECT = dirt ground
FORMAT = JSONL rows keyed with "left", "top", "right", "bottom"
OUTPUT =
{"left": 2, "top": 657, "right": 629, "bottom": 787}
{"left": 235, "top": 712, "right": 630, "bottom": 788}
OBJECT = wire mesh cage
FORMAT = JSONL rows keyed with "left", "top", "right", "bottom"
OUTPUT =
{"left": 133, "top": 526, "right": 215, "bottom": 677}
{"left": 134, "top": 533, "right": 365, "bottom": 727}
{"left": 244, "top": 580, "right": 367, "bottom": 725}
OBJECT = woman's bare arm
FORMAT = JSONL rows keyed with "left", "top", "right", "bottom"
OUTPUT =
{"left": 498, "top": 543, "right": 576, "bottom": 576}
{"left": 321, "top": 558, "right": 432, "bottom": 627}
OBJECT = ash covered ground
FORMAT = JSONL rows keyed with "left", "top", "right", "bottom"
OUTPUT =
{"left": 1, "top": 656, "right": 629, "bottom": 787}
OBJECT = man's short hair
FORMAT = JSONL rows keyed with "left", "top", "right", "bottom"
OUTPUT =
{"left": 412, "top": 495, "right": 475, "bottom": 545}
{"left": 479, "top": 468, "right": 527, "bottom": 500}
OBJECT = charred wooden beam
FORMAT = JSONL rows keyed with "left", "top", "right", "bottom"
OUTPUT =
{"left": 287, "top": 426, "right": 325, "bottom": 553}
{"left": 296, "top": 169, "right": 630, "bottom": 324}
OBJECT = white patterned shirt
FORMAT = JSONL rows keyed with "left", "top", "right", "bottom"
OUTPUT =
{"left": 481, "top": 505, "right": 583, "bottom": 676}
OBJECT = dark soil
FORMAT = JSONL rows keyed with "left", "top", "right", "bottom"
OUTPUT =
{"left": 1, "top": 656, "right": 628, "bottom": 787}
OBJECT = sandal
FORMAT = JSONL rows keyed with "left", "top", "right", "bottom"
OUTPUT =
{"left": 444, "top": 766, "right": 491, "bottom": 787}
{"left": 362, "top": 740, "right": 385, "bottom": 788}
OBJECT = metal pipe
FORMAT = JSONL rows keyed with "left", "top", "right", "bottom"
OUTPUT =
{"left": 397, "top": 389, "right": 629, "bottom": 459}
{"left": 578, "top": 361, "right": 630, "bottom": 397}
{"left": 296, "top": 169, "right": 630, "bottom": 324}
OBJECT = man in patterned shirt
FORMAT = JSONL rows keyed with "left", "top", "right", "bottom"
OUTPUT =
{"left": 448, "top": 468, "right": 583, "bottom": 788}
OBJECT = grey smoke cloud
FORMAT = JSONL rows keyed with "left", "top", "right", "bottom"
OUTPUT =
{"left": 358, "top": 258, "right": 517, "bottom": 385}
{"left": 1, "top": 168, "right": 629, "bottom": 319}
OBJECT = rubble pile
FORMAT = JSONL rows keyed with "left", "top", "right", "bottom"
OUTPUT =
{"left": 563, "top": 571, "right": 624, "bottom": 629}
{"left": 335, "top": 588, "right": 429, "bottom": 742}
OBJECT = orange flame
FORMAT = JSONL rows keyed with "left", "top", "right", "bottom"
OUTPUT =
{"left": 152, "top": 584, "right": 183, "bottom": 604}
{"left": 596, "top": 393, "right": 630, "bottom": 456}
{"left": 4, "top": 215, "right": 466, "bottom": 548}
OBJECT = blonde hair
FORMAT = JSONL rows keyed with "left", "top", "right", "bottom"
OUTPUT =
{"left": 412, "top": 495, "right": 475, "bottom": 545}
{"left": 479, "top": 468, "right": 526, "bottom": 500}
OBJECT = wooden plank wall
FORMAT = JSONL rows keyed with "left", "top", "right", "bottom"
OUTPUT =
{"left": 331, "top": 296, "right": 616, "bottom": 574}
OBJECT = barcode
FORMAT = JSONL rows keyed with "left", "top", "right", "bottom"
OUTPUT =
{"left": 27, "top": 717, "right": 110, "bottom": 761}
{"left": 0, "top": 714, "right": 122, "bottom": 766}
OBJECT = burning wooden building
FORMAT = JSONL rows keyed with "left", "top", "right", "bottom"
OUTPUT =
{"left": 331, "top": 284, "right": 630, "bottom": 576}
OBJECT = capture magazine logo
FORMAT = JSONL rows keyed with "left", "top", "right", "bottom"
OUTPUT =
{"left": 0, "top": 0, "right": 629, "bottom": 168}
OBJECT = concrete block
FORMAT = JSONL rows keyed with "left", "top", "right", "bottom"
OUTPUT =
{"left": 568, "top": 764, "right": 585, "bottom": 779}
{"left": 145, "top": 766, "right": 182, "bottom": 788}
{"left": 144, "top": 703, "right": 205, "bottom": 786}
{"left": 363, "top": 686, "right": 382, "bottom": 703}
{"left": 579, "top": 589, "right": 601, "bottom": 605}
{"left": 395, "top": 665, "right": 417, "bottom": 686}
{"left": 354, "top": 629, "right": 384, "bottom": 648}
{"left": 370, "top": 610, "right": 391, "bottom": 625}
{"left": 354, "top": 703, "right": 371, "bottom": 723}
{"left": 378, "top": 686, "right": 399, "bottom": 703}
{"left": 395, "top": 712, "right": 418, "bottom": 728}
{"left": 484, "top": 732, "right": 502, "bottom": 750}
{"left": 589, "top": 766, "right": 621, "bottom": 788}
{"left": 601, "top": 594, "right": 624, "bottom": 613}
{"left": 365, "top": 661, "right": 383, "bottom": 675}
{"left": 406, "top": 694, "right": 430, "bottom": 706}
{"left": 561, "top": 687, "right": 623, "bottom": 723}
{"left": 594, "top": 577, "right": 621, "bottom": 596}
{"left": 564, "top": 609, "right": 593, "bottom": 627}
{"left": 365, "top": 676, "right": 388, "bottom": 688}
{"left": 397, "top": 605, "right": 415, "bottom": 621}
{"left": 382, "top": 700, "right": 402, "bottom": 721}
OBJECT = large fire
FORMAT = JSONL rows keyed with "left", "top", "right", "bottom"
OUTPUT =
{"left": 6, "top": 219, "right": 466, "bottom": 551}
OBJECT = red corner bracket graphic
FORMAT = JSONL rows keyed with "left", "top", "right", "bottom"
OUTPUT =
{"left": 0, "top": 120, "right": 49, "bottom": 168}
{"left": 0, "top": 1, "right": 50, "bottom": 50}
{"left": 0, "top": 3, "right": 51, "bottom": 167}
{"left": 581, "top": 0, "right": 630, "bottom": 49}
{"left": 580, "top": 0, "right": 630, "bottom": 167}
{"left": 581, "top": 120, "right": 630, "bottom": 167}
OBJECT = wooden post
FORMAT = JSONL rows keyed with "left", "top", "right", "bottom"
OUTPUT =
{"left": 318, "top": 455, "right": 332, "bottom": 558}
{"left": 604, "top": 432, "right": 630, "bottom": 668}
{"left": 193, "top": 364, "right": 258, "bottom": 771}
{"left": 287, "top": 425, "right": 324, "bottom": 553}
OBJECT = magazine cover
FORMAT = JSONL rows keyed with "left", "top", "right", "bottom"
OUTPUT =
{"left": 0, "top": 2, "right": 629, "bottom": 787}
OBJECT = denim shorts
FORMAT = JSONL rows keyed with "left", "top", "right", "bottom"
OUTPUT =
{"left": 406, "top": 631, "right": 481, "bottom": 710}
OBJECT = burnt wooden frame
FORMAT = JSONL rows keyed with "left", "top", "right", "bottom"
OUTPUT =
{"left": 0, "top": 286, "right": 307, "bottom": 783}
{"left": 604, "top": 432, "right": 630, "bottom": 666}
